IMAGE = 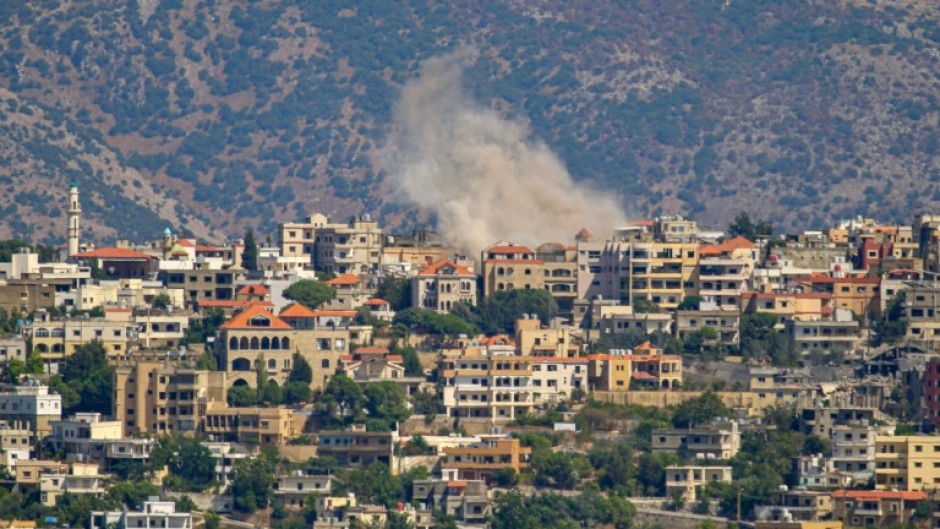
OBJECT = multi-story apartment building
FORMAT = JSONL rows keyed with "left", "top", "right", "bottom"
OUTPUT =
{"left": 439, "top": 347, "right": 534, "bottom": 421}
{"left": 441, "top": 437, "right": 531, "bottom": 483}
{"left": 201, "top": 404, "right": 294, "bottom": 445}
{"left": 595, "top": 304, "right": 674, "bottom": 336}
{"left": 412, "top": 479, "right": 489, "bottom": 524}
{"left": 675, "top": 306, "right": 741, "bottom": 345}
{"left": 789, "top": 318, "right": 860, "bottom": 355}
{"left": 0, "top": 383, "right": 62, "bottom": 441}
{"left": 795, "top": 455, "right": 852, "bottom": 490}
{"left": 14, "top": 460, "right": 68, "bottom": 495}
{"left": 113, "top": 362, "right": 228, "bottom": 436}
{"left": 91, "top": 499, "right": 193, "bottom": 529}
{"left": 874, "top": 435, "right": 940, "bottom": 491}
{"left": 316, "top": 426, "right": 398, "bottom": 470}
{"left": 792, "top": 276, "right": 880, "bottom": 319}
{"left": 29, "top": 317, "right": 130, "bottom": 371}
{"left": 587, "top": 342, "right": 682, "bottom": 391}
{"left": 411, "top": 258, "right": 476, "bottom": 313}
{"left": 900, "top": 281, "right": 940, "bottom": 348}
{"left": 278, "top": 213, "right": 328, "bottom": 268}
{"left": 481, "top": 243, "right": 544, "bottom": 298}
{"left": 757, "top": 490, "right": 832, "bottom": 522}
{"left": 799, "top": 406, "right": 878, "bottom": 439}
{"left": 830, "top": 421, "right": 877, "bottom": 483}
{"left": 39, "top": 462, "right": 108, "bottom": 507}
{"left": 0, "top": 339, "right": 27, "bottom": 369}
{"left": 514, "top": 317, "right": 580, "bottom": 357}
{"left": 697, "top": 236, "right": 757, "bottom": 309}
{"left": 203, "top": 441, "right": 251, "bottom": 486}
{"left": 274, "top": 473, "right": 334, "bottom": 509}
{"left": 536, "top": 243, "right": 578, "bottom": 317}
{"left": 49, "top": 413, "right": 123, "bottom": 463}
{"left": 314, "top": 215, "right": 383, "bottom": 277}
{"left": 160, "top": 265, "right": 244, "bottom": 308}
{"left": 926, "top": 358, "right": 940, "bottom": 430}
{"left": 831, "top": 490, "right": 925, "bottom": 529}
{"left": 0, "top": 422, "right": 33, "bottom": 468}
{"left": 530, "top": 357, "right": 587, "bottom": 405}
{"left": 651, "top": 420, "right": 741, "bottom": 460}
{"left": 739, "top": 292, "right": 833, "bottom": 326}
{"left": 664, "top": 465, "right": 732, "bottom": 501}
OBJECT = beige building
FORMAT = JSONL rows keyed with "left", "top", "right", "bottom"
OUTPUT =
{"left": 675, "top": 307, "right": 740, "bottom": 345}
{"left": 531, "top": 357, "right": 587, "bottom": 405}
{"left": 481, "top": 243, "right": 544, "bottom": 298}
{"left": 316, "top": 426, "right": 398, "bottom": 471}
{"left": 758, "top": 490, "right": 833, "bottom": 522}
{"left": 39, "top": 461, "right": 108, "bottom": 507}
{"left": 831, "top": 490, "right": 924, "bottom": 529}
{"left": 0, "top": 339, "right": 27, "bottom": 367}
{"left": 278, "top": 213, "right": 328, "bottom": 262}
{"left": 49, "top": 413, "right": 123, "bottom": 462}
{"left": 514, "top": 318, "right": 580, "bottom": 357}
{"left": 441, "top": 437, "right": 531, "bottom": 483}
{"left": 113, "top": 362, "right": 228, "bottom": 436}
{"left": 274, "top": 473, "right": 333, "bottom": 509}
{"left": 29, "top": 317, "right": 130, "bottom": 371}
{"left": 664, "top": 465, "right": 732, "bottom": 501}
{"left": 652, "top": 420, "right": 740, "bottom": 460}
{"left": 595, "top": 304, "right": 674, "bottom": 336}
{"left": 439, "top": 347, "right": 535, "bottom": 421}
{"left": 202, "top": 404, "right": 294, "bottom": 445}
{"left": 314, "top": 215, "right": 384, "bottom": 277}
{"left": 587, "top": 342, "right": 682, "bottom": 391}
{"left": 875, "top": 435, "right": 940, "bottom": 491}
{"left": 412, "top": 259, "right": 476, "bottom": 313}
{"left": 536, "top": 243, "right": 578, "bottom": 317}
{"left": 161, "top": 266, "right": 245, "bottom": 308}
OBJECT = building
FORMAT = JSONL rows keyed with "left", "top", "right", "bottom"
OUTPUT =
{"left": 587, "top": 342, "right": 682, "bottom": 391}
{"left": 113, "top": 362, "right": 228, "bottom": 436}
{"left": 651, "top": 420, "right": 741, "bottom": 460}
{"left": 675, "top": 307, "right": 741, "bottom": 346}
{"left": 314, "top": 215, "right": 384, "bottom": 277}
{"left": 277, "top": 214, "right": 328, "bottom": 272}
{"left": 830, "top": 421, "right": 878, "bottom": 483}
{"left": 203, "top": 441, "right": 251, "bottom": 486}
{"left": 536, "top": 243, "right": 578, "bottom": 317}
{"left": 439, "top": 347, "right": 535, "bottom": 421}
{"left": 697, "top": 235, "right": 758, "bottom": 309}
{"left": 91, "top": 498, "right": 192, "bottom": 529}
{"left": 481, "top": 243, "right": 544, "bottom": 298}
{"left": 440, "top": 437, "right": 531, "bottom": 483}
{"left": 0, "top": 339, "right": 27, "bottom": 368}
{"left": 758, "top": 490, "right": 833, "bottom": 522}
{"left": 72, "top": 247, "right": 159, "bottom": 281}
{"left": 316, "top": 426, "right": 398, "bottom": 471}
{"left": 274, "top": 472, "right": 334, "bottom": 509}
{"left": 874, "top": 435, "right": 940, "bottom": 491}
{"left": 789, "top": 318, "right": 860, "bottom": 356}
{"left": 49, "top": 413, "right": 123, "bottom": 463}
{"left": 831, "top": 490, "right": 924, "bottom": 529}
{"left": 900, "top": 282, "right": 940, "bottom": 349}
{"left": 531, "top": 357, "right": 588, "bottom": 405}
{"left": 412, "top": 479, "right": 489, "bottom": 523}
{"left": 160, "top": 265, "right": 245, "bottom": 308}
{"left": 791, "top": 276, "right": 880, "bottom": 319}
{"left": 514, "top": 317, "right": 581, "bottom": 357}
{"left": 0, "top": 423, "right": 33, "bottom": 468}
{"left": 39, "top": 462, "right": 108, "bottom": 507}
{"left": 411, "top": 259, "right": 476, "bottom": 313}
{"left": 595, "top": 304, "right": 674, "bottom": 336}
{"left": 926, "top": 358, "right": 940, "bottom": 430}
{"left": 201, "top": 404, "right": 294, "bottom": 445}
{"left": 0, "top": 383, "right": 62, "bottom": 441}
{"left": 29, "top": 317, "right": 130, "bottom": 371}
{"left": 664, "top": 465, "right": 732, "bottom": 501}
{"left": 740, "top": 292, "right": 833, "bottom": 326}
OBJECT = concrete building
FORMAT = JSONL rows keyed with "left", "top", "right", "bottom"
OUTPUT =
{"left": 0, "top": 339, "right": 27, "bottom": 368}
{"left": 874, "top": 435, "right": 940, "bottom": 491}
{"left": 0, "top": 423, "right": 33, "bottom": 468}
{"left": 536, "top": 243, "right": 578, "bottom": 317}
{"left": 316, "top": 426, "right": 398, "bottom": 470}
{"left": 789, "top": 318, "right": 860, "bottom": 356}
{"left": 595, "top": 304, "right": 674, "bottom": 336}
{"left": 201, "top": 404, "right": 294, "bottom": 445}
{"left": 831, "top": 490, "right": 924, "bottom": 529}
{"left": 29, "top": 317, "right": 130, "bottom": 371}
{"left": 160, "top": 265, "right": 245, "bottom": 308}
{"left": 314, "top": 215, "right": 383, "bottom": 277}
{"left": 531, "top": 357, "right": 587, "bottom": 405}
{"left": 664, "top": 465, "right": 732, "bottom": 501}
{"left": 203, "top": 441, "right": 251, "bottom": 486}
{"left": 481, "top": 243, "right": 544, "bottom": 298}
{"left": 587, "top": 342, "right": 682, "bottom": 391}
{"left": 412, "top": 479, "right": 489, "bottom": 523}
{"left": 49, "top": 413, "right": 123, "bottom": 463}
{"left": 441, "top": 437, "right": 531, "bottom": 483}
{"left": 791, "top": 276, "right": 880, "bottom": 319}
{"left": 91, "top": 498, "right": 192, "bottom": 529}
{"left": 514, "top": 317, "right": 581, "bottom": 358}
{"left": 651, "top": 420, "right": 741, "bottom": 460}
{"left": 274, "top": 472, "right": 334, "bottom": 509}
{"left": 411, "top": 258, "right": 476, "bottom": 313}
{"left": 675, "top": 307, "right": 741, "bottom": 345}
{"left": 39, "top": 462, "right": 108, "bottom": 507}
{"left": 758, "top": 489, "right": 832, "bottom": 522}
{"left": 830, "top": 421, "right": 877, "bottom": 484}
{"left": 439, "top": 347, "right": 535, "bottom": 421}
{"left": 0, "top": 383, "right": 62, "bottom": 441}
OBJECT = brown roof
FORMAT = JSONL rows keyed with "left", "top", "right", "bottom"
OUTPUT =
{"left": 325, "top": 274, "right": 361, "bottom": 286}
{"left": 199, "top": 300, "right": 273, "bottom": 309}
{"left": 486, "top": 245, "right": 536, "bottom": 255}
{"left": 73, "top": 247, "right": 155, "bottom": 260}
{"left": 176, "top": 239, "right": 196, "bottom": 248}
{"left": 362, "top": 298, "right": 390, "bottom": 306}
{"left": 237, "top": 284, "right": 270, "bottom": 296}
{"left": 220, "top": 305, "right": 291, "bottom": 330}
{"left": 418, "top": 258, "right": 474, "bottom": 277}
{"left": 484, "top": 259, "right": 545, "bottom": 265}
{"left": 832, "top": 490, "right": 925, "bottom": 501}
{"left": 700, "top": 236, "right": 757, "bottom": 256}
{"left": 279, "top": 303, "right": 317, "bottom": 318}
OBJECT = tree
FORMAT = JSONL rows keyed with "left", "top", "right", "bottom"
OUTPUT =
{"left": 26, "top": 352, "right": 44, "bottom": 374}
{"left": 4, "top": 359, "right": 26, "bottom": 383}
{"left": 393, "top": 308, "right": 477, "bottom": 337}
{"left": 231, "top": 454, "right": 276, "bottom": 513}
{"left": 874, "top": 292, "right": 908, "bottom": 346}
{"left": 242, "top": 228, "right": 258, "bottom": 271}
{"left": 58, "top": 340, "right": 114, "bottom": 415}
{"left": 671, "top": 392, "right": 729, "bottom": 428}
{"left": 363, "top": 381, "right": 410, "bottom": 430}
{"left": 283, "top": 281, "right": 336, "bottom": 309}
{"left": 631, "top": 298, "right": 662, "bottom": 314}
{"left": 318, "top": 374, "right": 365, "bottom": 426}
{"left": 289, "top": 352, "right": 313, "bottom": 384}
{"left": 476, "top": 289, "right": 558, "bottom": 335}
{"left": 153, "top": 435, "right": 216, "bottom": 490}
{"left": 227, "top": 386, "right": 258, "bottom": 407}
{"left": 285, "top": 381, "right": 312, "bottom": 404}
{"left": 175, "top": 495, "right": 198, "bottom": 513}
{"left": 152, "top": 293, "right": 173, "bottom": 310}
{"left": 261, "top": 382, "right": 284, "bottom": 405}
{"left": 677, "top": 296, "right": 702, "bottom": 311}
{"left": 410, "top": 390, "right": 443, "bottom": 418}
{"left": 376, "top": 276, "right": 411, "bottom": 311}
{"left": 204, "top": 513, "right": 221, "bottom": 529}
{"left": 395, "top": 345, "right": 422, "bottom": 377}
{"left": 728, "top": 212, "right": 772, "bottom": 240}
{"left": 195, "top": 351, "right": 217, "bottom": 370}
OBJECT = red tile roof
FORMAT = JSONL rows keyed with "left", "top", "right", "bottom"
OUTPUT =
{"left": 418, "top": 258, "right": 474, "bottom": 277}
{"left": 73, "top": 247, "right": 155, "bottom": 260}
{"left": 632, "top": 371, "right": 658, "bottom": 380}
{"left": 482, "top": 335, "right": 515, "bottom": 346}
{"left": 484, "top": 259, "right": 545, "bottom": 265}
{"left": 176, "top": 239, "right": 195, "bottom": 248}
{"left": 238, "top": 284, "right": 270, "bottom": 296}
{"left": 354, "top": 346, "right": 390, "bottom": 355}
{"left": 700, "top": 236, "right": 757, "bottom": 256}
{"left": 794, "top": 276, "right": 880, "bottom": 284}
{"left": 832, "top": 490, "right": 925, "bottom": 501}
{"left": 279, "top": 303, "right": 317, "bottom": 318}
{"left": 199, "top": 300, "right": 273, "bottom": 309}
{"left": 196, "top": 245, "right": 225, "bottom": 253}
{"left": 310, "top": 310, "right": 357, "bottom": 317}
{"left": 362, "top": 298, "right": 390, "bottom": 306}
{"left": 325, "top": 274, "right": 361, "bottom": 286}
{"left": 220, "top": 305, "right": 291, "bottom": 330}
{"left": 486, "top": 245, "right": 535, "bottom": 255}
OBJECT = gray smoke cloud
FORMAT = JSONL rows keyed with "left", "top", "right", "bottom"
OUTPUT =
{"left": 386, "top": 48, "right": 627, "bottom": 254}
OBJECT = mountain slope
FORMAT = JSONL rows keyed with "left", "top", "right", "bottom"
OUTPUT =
{"left": 0, "top": 0, "right": 938, "bottom": 243}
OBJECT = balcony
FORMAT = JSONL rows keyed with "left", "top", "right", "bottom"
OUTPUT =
{"left": 853, "top": 508, "right": 882, "bottom": 516}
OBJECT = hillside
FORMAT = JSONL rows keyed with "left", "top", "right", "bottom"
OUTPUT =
{"left": 0, "top": 0, "right": 938, "bottom": 243}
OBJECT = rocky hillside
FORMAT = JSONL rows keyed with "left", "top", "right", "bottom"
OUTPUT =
{"left": 0, "top": 0, "right": 938, "bottom": 243}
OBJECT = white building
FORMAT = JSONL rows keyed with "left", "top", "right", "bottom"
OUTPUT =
{"left": 530, "top": 357, "right": 587, "bottom": 405}
{"left": 92, "top": 498, "right": 193, "bottom": 529}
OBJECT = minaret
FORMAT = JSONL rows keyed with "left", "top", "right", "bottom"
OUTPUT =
{"left": 67, "top": 182, "right": 81, "bottom": 256}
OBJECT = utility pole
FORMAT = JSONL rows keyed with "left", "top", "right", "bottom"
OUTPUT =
{"left": 736, "top": 487, "right": 742, "bottom": 523}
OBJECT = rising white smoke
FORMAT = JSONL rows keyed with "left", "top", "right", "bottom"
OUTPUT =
{"left": 385, "top": 48, "right": 627, "bottom": 254}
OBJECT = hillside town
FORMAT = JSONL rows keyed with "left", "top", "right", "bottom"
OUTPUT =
{"left": 2, "top": 184, "right": 940, "bottom": 529}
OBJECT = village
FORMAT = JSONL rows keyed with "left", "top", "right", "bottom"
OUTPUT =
{"left": 1, "top": 184, "right": 940, "bottom": 529}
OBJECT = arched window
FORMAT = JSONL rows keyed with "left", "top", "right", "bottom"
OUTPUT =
{"left": 34, "top": 329, "right": 49, "bottom": 338}
{"left": 232, "top": 358, "right": 251, "bottom": 371}
{"left": 282, "top": 337, "right": 290, "bottom": 350}
{"left": 52, "top": 344, "right": 63, "bottom": 353}
{"left": 250, "top": 337, "right": 260, "bottom": 349}
{"left": 229, "top": 337, "right": 238, "bottom": 350}
{"left": 239, "top": 337, "right": 249, "bottom": 349}
{"left": 272, "top": 337, "right": 280, "bottom": 350}
{"left": 35, "top": 344, "right": 48, "bottom": 353}
{"left": 261, "top": 337, "right": 270, "bottom": 350}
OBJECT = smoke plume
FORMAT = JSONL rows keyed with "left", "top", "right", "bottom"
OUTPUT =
{"left": 386, "top": 48, "right": 627, "bottom": 254}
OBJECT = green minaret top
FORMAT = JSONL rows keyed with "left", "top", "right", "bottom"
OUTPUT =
{"left": 70, "top": 181, "right": 78, "bottom": 188}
